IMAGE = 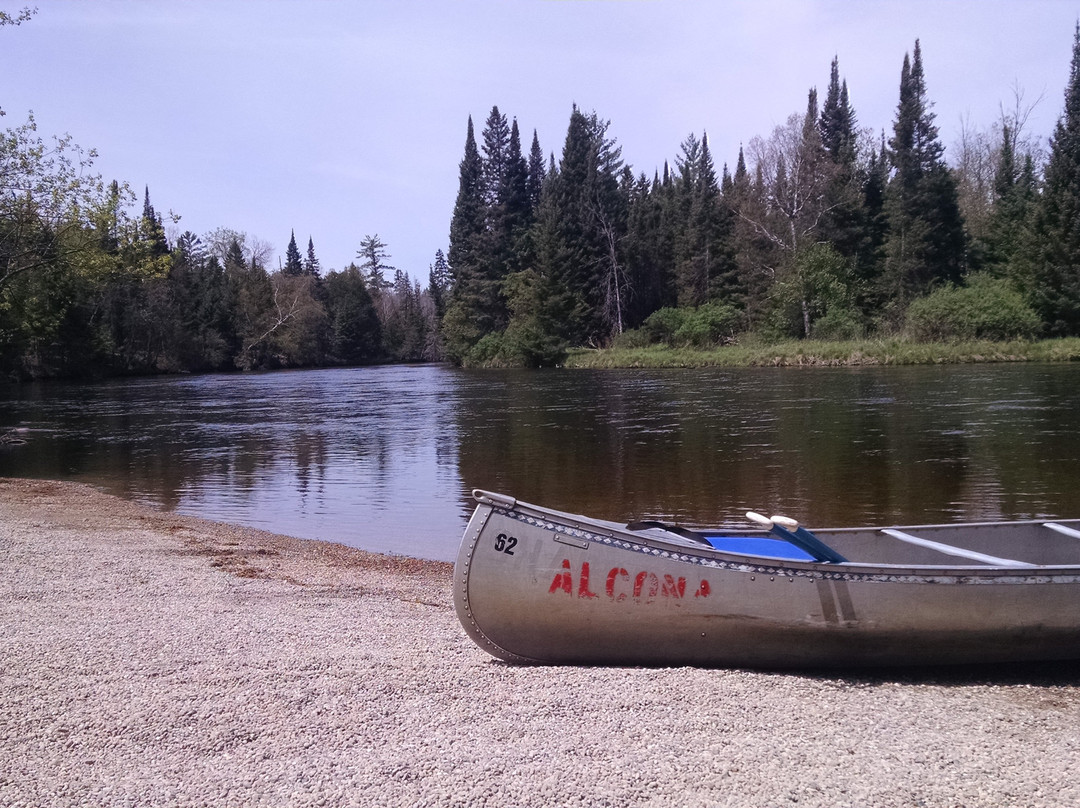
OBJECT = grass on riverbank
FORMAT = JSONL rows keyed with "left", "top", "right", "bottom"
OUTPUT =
{"left": 564, "top": 337, "right": 1080, "bottom": 368}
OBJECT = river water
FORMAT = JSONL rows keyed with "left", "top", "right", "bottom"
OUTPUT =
{"left": 2, "top": 363, "right": 1079, "bottom": 561}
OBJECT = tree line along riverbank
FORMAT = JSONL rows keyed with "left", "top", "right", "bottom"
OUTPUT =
{"left": 8, "top": 28, "right": 1080, "bottom": 380}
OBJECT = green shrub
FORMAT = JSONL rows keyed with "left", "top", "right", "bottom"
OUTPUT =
{"left": 610, "top": 327, "right": 652, "bottom": 349}
{"left": 463, "top": 328, "right": 568, "bottom": 368}
{"left": 673, "top": 303, "right": 742, "bottom": 347}
{"left": 812, "top": 307, "right": 865, "bottom": 340}
{"left": 642, "top": 303, "right": 741, "bottom": 347}
{"left": 906, "top": 275, "right": 1041, "bottom": 341}
{"left": 642, "top": 307, "right": 686, "bottom": 344}
{"left": 463, "top": 332, "right": 509, "bottom": 366}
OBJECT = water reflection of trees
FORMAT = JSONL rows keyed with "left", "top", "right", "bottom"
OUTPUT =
{"left": 4, "top": 364, "right": 1079, "bottom": 536}
{"left": 455, "top": 365, "right": 1080, "bottom": 528}
{"left": 2, "top": 368, "right": 464, "bottom": 516}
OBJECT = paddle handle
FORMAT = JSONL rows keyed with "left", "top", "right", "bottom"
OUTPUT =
{"left": 745, "top": 511, "right": 848, "bottom": 564}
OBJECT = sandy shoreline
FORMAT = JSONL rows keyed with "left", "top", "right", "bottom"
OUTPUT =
{"left": 3, "top": 477, "right": 1080, "bottom": 807}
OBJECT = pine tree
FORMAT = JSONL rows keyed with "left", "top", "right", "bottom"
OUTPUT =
{"left": 283, "top": 230, "right": 303, "bottom": 276}
{"left": 728, "top": 145, "right": 777, "bottom": 327}
{"left": 818, "top": 57, "right": 868, "bottom": 267}
{"left": 444, "top": 116, "right": 495, "bottom": 362}
{"left": 673, "top": 132, "right": 737, "bottom": 307}
{"left": 356, "top": 234, "right": 394, "bottom": 292}
{"left": 527, "top": 130, "right": 545, "bottom": 210}
{"left": 502, "top": 120, "right": 532, "bottom": 251}
{"left": 428, "top": 249, "right": 452, "bottom": 320}
{"left": 672, "top": 132, "right": 702, "bottom": 306}
{"left": 883, "top": 40, "right": 966, "bottom": 308}
{"left": 480, "top": 106, "right": 511, "bottom": 209}
{"left": 484, "top": 116, "right": 530, "bottom": 299}
{"left": 1025, "top": 24, "right": 1080, "bottom": 335}
{"left": 447, "top": 116, "right": 485, "bottom": 282}
{"left": 224, "top": 238, "right": 246, "bottom": 275}
{"left": 858, "top": 136, "right": 891, "bottom": 313}
{"left": 984, "top": 125, "right": 1036, "bottom": 277}
{"left": 141, "top": 186, "right": 169, "bottom": 258}
{"left": 303, "top": 237, "right": 321, "bottom": 276}
{"left": 325, "top": 264, "right": 381, "bottom": 364}
{"left": 820, "top": 57, "right": 857, "bottom": 167}
{"left": 531, "top": 106, "right": 627, "bottom": 345}
{"left": 698, "top": 135, "right": 739, "bottom": 304}
{"left": 622, "top": 171, "right": 671, "bottom": 326}
{"left": 383, "top": 269, "right": 427, "bottom": 361}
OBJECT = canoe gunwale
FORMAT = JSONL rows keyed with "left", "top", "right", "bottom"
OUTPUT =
{"left": 471, "top": 489, "right": 1080, "bottom": 584}
{"left": 490, "top": 503, "right": 1080, "bottom": 585}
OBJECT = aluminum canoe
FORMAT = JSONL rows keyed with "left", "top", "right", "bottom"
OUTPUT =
{"left": 452, "top": 490, "right": 1080, "bottom": 669}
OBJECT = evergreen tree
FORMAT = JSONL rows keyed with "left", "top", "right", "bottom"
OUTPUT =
{"left": 728, "top": 144, "right": 777, "bottom": 328}
{"left": 165, "top": 231, "right": 236, "bottom": 370}
{"left": 325, "top": 264, "right": 381, "bottom": 364}
{"left": 984, "top": 125, "right": 1037, "bottom": 277}
{"left": 882, "top": 40, "right": 966, "bottom": 309}
{"left": 443, "top": 116, "right": 492, "bottom": 362}
{"left": 527, "top": 129, "right": 545, "bottom": 210}
{"left": 673, "top": 132, "right": 737, "bottom": 307}
{"left": 502, "top": 120, "right": 532, "bottom": 253}
{"left": 672, "top": 132, "right": 702, "bottom": 306}
{"left": 818, "top": 57, "right": 868, "bottom": 269}
{"left": 283, "top": 230, "right": 303, "bottom": 276}
{"left": 1025, "top": 24, "right": 1080, "bottom": 335}
{"left": 858, "top": 136, "right": 891, "bottom": 313}
{"left": 428, "top": 248, "right": 452, "bottom": 320}
{"left": 820, "top": 57, "right": 858, "bottom": 167}
{"left": 622, "top": 171, "right": 672, "bottom": 326}
{"left": 481, "top": 114, "right": 530, "bottom": 319}
{"left": 356, "top": 233, "right": 393, "bottom": 292}
{"left": 175, "top": 230, "right": 208, "bottom": 268}
{"left": 224, "top": 237, "right": 246, "bottom": 276}
{"left": 233, "top": 248, "right": 276, "bottom": 370}
{"left": 696, "top": 134, "right": 739, "bottom": 304}
{"left": 480, "top": 105, "right": 511, "bottom": 209}
{"left": 303, "top": 236, "right": 321, "bottom": 276}
{"left": 382, "top": 269, "right": 429, "bottom": 361}
{"left": 531, "top": 106, "right": 628, "bottom": 345}
{"left": 141, "top": 186, "right": 169, "bottom": 258}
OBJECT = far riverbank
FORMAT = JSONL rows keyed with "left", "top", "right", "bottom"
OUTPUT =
{"left": 565, "top": 337, "right": 1080, "bottom": 368}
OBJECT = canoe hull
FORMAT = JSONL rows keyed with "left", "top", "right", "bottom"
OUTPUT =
{"left": 453, "top": 493, "right": 1080, "bottom": 668}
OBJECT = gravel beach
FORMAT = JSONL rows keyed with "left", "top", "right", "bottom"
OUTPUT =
{"left": 3, "top": 477, "right": 1080, "bottom": 808}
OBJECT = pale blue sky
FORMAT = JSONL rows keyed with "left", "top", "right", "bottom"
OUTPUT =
{"left": 2, "top": 1, "right": 1077, "bottom": 280}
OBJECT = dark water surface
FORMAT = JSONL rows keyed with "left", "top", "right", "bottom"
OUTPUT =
{"left": 2, "top": 363, "right": 1079, "bottom": 561}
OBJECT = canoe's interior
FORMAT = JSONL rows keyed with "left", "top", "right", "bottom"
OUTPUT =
{"left": 773, "top": 521, "right": 1080, "bottom": 567}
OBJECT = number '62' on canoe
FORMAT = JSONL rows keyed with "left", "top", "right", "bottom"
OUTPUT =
{"left": 453, "top": 490, "right": 1080, "bottom": 669}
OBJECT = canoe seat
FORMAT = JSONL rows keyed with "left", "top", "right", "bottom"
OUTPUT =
{"left": 703, "top": 535, "right": 814, "bottom": 561}
{"left": 880, "top": 529, "right": 1035, "bottom": 568}
{"left": 1044, "top": 522, "right": 1080, "bottom": 541}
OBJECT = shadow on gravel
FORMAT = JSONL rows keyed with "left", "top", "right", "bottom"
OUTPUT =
{"left": 808, "top": 659, "right": 1080, "bottom": 688}
{"left": 486, "top": 657, "right": 1080, "bottom": 688}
